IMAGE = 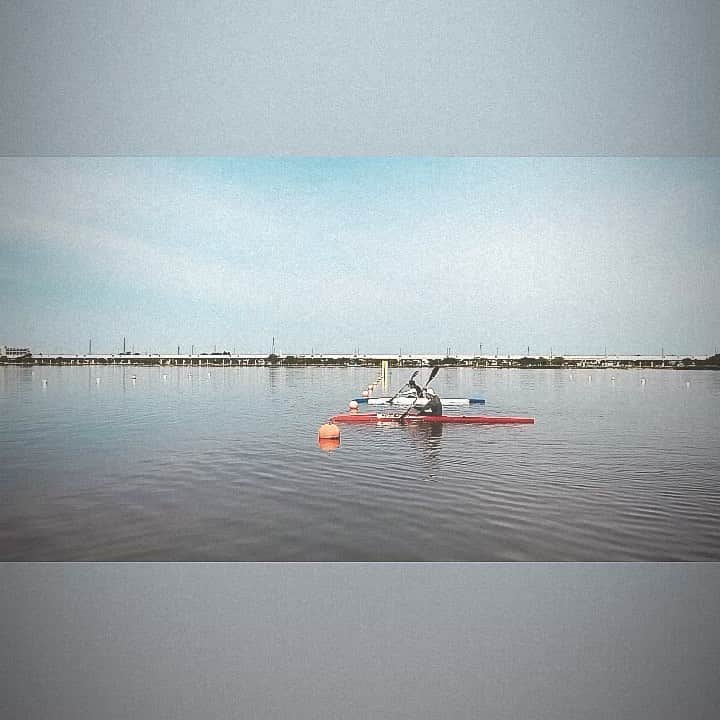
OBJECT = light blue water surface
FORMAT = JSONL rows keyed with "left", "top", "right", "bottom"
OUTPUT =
{"left": 1, "top": 365, "right": 719, "bottom": 560}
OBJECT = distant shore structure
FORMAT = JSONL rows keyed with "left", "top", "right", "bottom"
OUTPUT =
{"left": 1, "top": 348, "right": 715, "bottom": 369}
{"left": 0, "top": 345, "right": 31, "bottom": 359}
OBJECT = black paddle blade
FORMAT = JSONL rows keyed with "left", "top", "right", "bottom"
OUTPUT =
{"left": 427, "top": 365, "right": 440, "bottom": 384}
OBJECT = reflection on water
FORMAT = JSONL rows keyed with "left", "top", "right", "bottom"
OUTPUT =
{"left": 401, "top": 423, "right": 443, "bottom": 480}
{"left": 1, "top": 365, "right": 719, "bottom": 560}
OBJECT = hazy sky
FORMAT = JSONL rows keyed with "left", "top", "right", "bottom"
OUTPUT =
{"left": 2, "top": 157, "right": 718, "bottom": 356}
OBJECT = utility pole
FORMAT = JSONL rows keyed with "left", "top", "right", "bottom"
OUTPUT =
{"left": 123, "top": 336, "right": 126, "bottom": 353}
{"left": 89, "top": 339, "right": 92, "bottom": 354}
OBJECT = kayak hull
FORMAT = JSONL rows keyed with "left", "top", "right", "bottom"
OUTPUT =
{"left": 331, "top": 413, "right": 534, "bottom": 425}
{"left": 355, "top": 397, "right": 484, "bottom": 406}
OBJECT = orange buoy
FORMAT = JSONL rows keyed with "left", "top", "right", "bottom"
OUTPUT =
{"left": 348, "top": 400, "right": 359, "bottom": 410}
{"left": 318, "top": 422, "right": 340, "bottom": 440}
{"left": 318, "top": 437, "right": 341, "bottom": 452}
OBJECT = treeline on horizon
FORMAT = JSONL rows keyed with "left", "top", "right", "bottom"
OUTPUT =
{"left": 3, "top": 353, "right": 720, "bottom": 369}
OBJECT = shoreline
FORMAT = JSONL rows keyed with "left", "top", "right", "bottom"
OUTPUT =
{"left": 2, "top": 356, "right": 718, "bottom": 370}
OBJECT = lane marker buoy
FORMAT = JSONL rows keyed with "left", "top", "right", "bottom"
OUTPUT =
{"left": 318, "top": 422, "right": 341, "bottom": 451}
{"left": 318, "top": 423, "right": 340, "bottom": 440}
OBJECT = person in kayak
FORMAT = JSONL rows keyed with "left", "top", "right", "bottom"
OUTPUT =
{"left": 408, "top": 376, "right": 424, "bottom": 398}
{"left": 414, "top": 387, "right": 443, "bottom": 416}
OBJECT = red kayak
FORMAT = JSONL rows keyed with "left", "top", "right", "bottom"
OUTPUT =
{"left": 331, "top": 413, "right": 534, "bottom": 425}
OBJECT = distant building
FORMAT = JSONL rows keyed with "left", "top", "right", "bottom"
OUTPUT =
{"left": 1, "top": 345, "right": 31, "bottom": 358}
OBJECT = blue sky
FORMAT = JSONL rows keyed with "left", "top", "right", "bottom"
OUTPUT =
{"left": 1, "top": 157, "right": 718, "bottom": 355}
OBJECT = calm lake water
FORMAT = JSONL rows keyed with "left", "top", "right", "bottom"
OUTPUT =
{"left": 1, "top": 365, "right": 719, "bottom": 560}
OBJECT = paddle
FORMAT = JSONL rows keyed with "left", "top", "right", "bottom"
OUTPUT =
{"left": 386, "top": 370, "right": 419, "bottom": 406}
{"left": 398, "top": 365, "right": 440, "bottom": 421}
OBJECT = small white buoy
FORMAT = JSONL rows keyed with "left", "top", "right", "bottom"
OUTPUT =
{"left": 611, "top": 376, "right": 616, "bottom": 381}
{"left": 162, "top": 374, "right": 168, "bottom": 380}
{"left": 362, "top": 390, "right": 369, "bottom": 397}
{"left": 348, "top": 400, "right": 359, "bottom": 410}
{"left": 641, "top": 378, "right": 646, "bottom": 385}
{"left": 96, "top": 377, "right": 101, "bottom": 384}
{"left": 42, "top": 378, "right": 48, "bottom": 386}
{"left": 686, "top": 380, "right": 690, "bottom": 388}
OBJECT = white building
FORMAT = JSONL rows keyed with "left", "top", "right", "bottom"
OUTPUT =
{"left": 1, "top": 345, "right": 31, "bottom": 358}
